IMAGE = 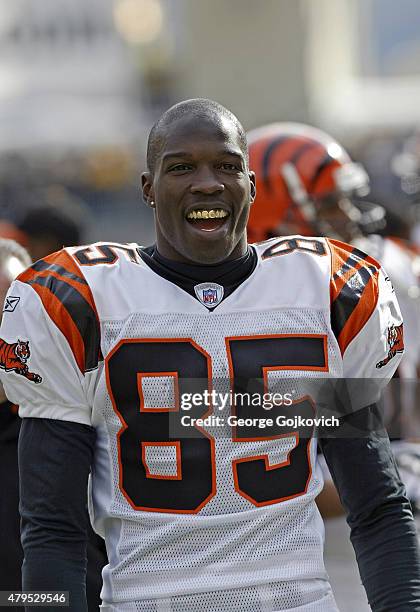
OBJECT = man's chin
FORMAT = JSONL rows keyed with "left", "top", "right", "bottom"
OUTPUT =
{"left": 182, "top": 237, "right": 235, "bottom": 265}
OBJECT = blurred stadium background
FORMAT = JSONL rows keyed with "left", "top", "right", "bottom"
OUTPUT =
{"left": 2, "top": 0, "right": 420, "bottom": 248}
{"left": 2, "top": 1, "right": 420, "bottom": 609}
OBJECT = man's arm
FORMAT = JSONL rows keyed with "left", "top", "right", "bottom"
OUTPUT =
{"left": 19, "top": 418, "right": 96, "bottom": 612}
{"left": 319, "top": 404, "right": 420, "bottom": 612}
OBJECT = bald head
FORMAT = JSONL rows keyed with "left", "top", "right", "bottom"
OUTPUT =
{"left": 146, "top": 98, "right": 248, "bottom": 175}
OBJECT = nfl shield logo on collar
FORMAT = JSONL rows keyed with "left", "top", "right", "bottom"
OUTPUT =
{"left": 194, "top": 282, "right": 224, "bottom": 309}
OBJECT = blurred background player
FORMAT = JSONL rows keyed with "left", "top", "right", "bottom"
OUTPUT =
{"left": 0, "top": 239, "right": 32, "bottom": 610}
{"left": 247, "top": 123, "right": 385, "bottom": 244}
{"left": 247, "top": 122, "right": 420, "bottom": 514}
{"left": 16, "top": 187, "right": 88, "bottom": 262}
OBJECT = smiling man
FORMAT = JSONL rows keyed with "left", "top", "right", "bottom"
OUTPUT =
{"left": 142, "top": 101, "right": 254, "bottom": 265}
{"left": 1, "top": 99, "right": 420, "bottom": 612}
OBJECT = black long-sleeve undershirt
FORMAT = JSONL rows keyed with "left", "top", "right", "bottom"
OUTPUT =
{"left": 319, "top": 404, "right": 420, "bottom": 611}
{"left": 19, "top": 411, "right": 420, "bottom": 611}
{"left": 19, "top": 418, "right": 95, "bottom": 612}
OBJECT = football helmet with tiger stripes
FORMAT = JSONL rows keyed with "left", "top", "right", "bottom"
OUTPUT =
{"left": 247, "top": 123, "right": 384, "bottom": 242}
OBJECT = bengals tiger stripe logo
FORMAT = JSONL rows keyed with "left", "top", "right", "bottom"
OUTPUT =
{"left": 376, "top": 324, "right": 404, "bottom": 369}
{"left": 0, "top": 338, "right": 42, "bottom": 383}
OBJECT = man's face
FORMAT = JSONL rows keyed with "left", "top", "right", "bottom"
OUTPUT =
{"left": 142, "top": 115, "right": 255, "bottom": 264}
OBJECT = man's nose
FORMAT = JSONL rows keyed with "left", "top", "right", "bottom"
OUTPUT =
{"left": 190, "top": 166, "right": 224, "bottom": 194}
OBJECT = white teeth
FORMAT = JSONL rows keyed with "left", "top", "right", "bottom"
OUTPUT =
{"left": 187, "top": 209, "right": 229, "bottom": 220}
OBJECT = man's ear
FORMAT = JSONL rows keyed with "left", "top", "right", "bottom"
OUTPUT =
{"left": 249, "top": 171, "right": 256, "bottom": 204}
{"left": 141, "top": 172, "right": 155, "bottom": 208}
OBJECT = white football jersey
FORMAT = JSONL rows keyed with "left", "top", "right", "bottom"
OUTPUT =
{"left": 0, "top": 236, "right": 403, "bottom": 612}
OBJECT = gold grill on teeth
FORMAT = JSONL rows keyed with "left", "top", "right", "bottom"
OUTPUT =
{"left": 187, "top": 209, "right": 229, "bottom": 220}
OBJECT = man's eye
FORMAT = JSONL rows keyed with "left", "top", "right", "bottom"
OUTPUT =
{"left": 168, "top": 164, "right": 192, "bottom": 172}
{"left": 220, "top": 162, "right": 240, "bottom": 171}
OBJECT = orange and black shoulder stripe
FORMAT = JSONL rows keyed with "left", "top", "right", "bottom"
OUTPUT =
{"left": 17, "top": 250, "right": 101, "bottom": 374}
{"left": 327, "top": 238, "right": 380, "bottom": 355}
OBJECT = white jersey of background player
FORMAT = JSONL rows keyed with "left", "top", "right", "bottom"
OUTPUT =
{"left": 0, "top": 236, "right": 402, "bottom": 611}
{"left": 356, "top": 233, "right": 420, "bottom": 503}
{"left": 355, "top": 234, "right": 420, "bottom": 380}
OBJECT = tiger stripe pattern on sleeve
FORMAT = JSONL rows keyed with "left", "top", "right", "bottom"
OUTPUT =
{"left": 17, "top": 250, "right": 101, "bottom": 373}
{"left": 327, "top": 238, "right": 380, "bottom": 355}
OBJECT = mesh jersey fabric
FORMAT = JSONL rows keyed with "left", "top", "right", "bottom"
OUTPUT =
{"left": 99, "top": 580, "right": 338, "bottom": 611}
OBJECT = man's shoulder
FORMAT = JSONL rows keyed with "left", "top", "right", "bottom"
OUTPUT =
{"left": 17, "top": 241, "right": 148, "bottom": 294}
{"left": 11, "top": 246, "right": 104, "bottom": 374}
{"left": 66, "top": 242, "right": 143, "bottom": 268}
{"left": 16, "top": 241, "right": 144, "bottom": 288}
{"left": 234, "top": 236, "right": 332, "bottom": 311}
{"left": 252, "top": 235, "right": 332, "bottom": 277}
{"left": 249, "top": 235, "right": 383, "bottom": 316}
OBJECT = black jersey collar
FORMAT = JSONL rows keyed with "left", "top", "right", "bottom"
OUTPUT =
{"left": 138, "top": 245, "right": 257, "bottom": 309}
